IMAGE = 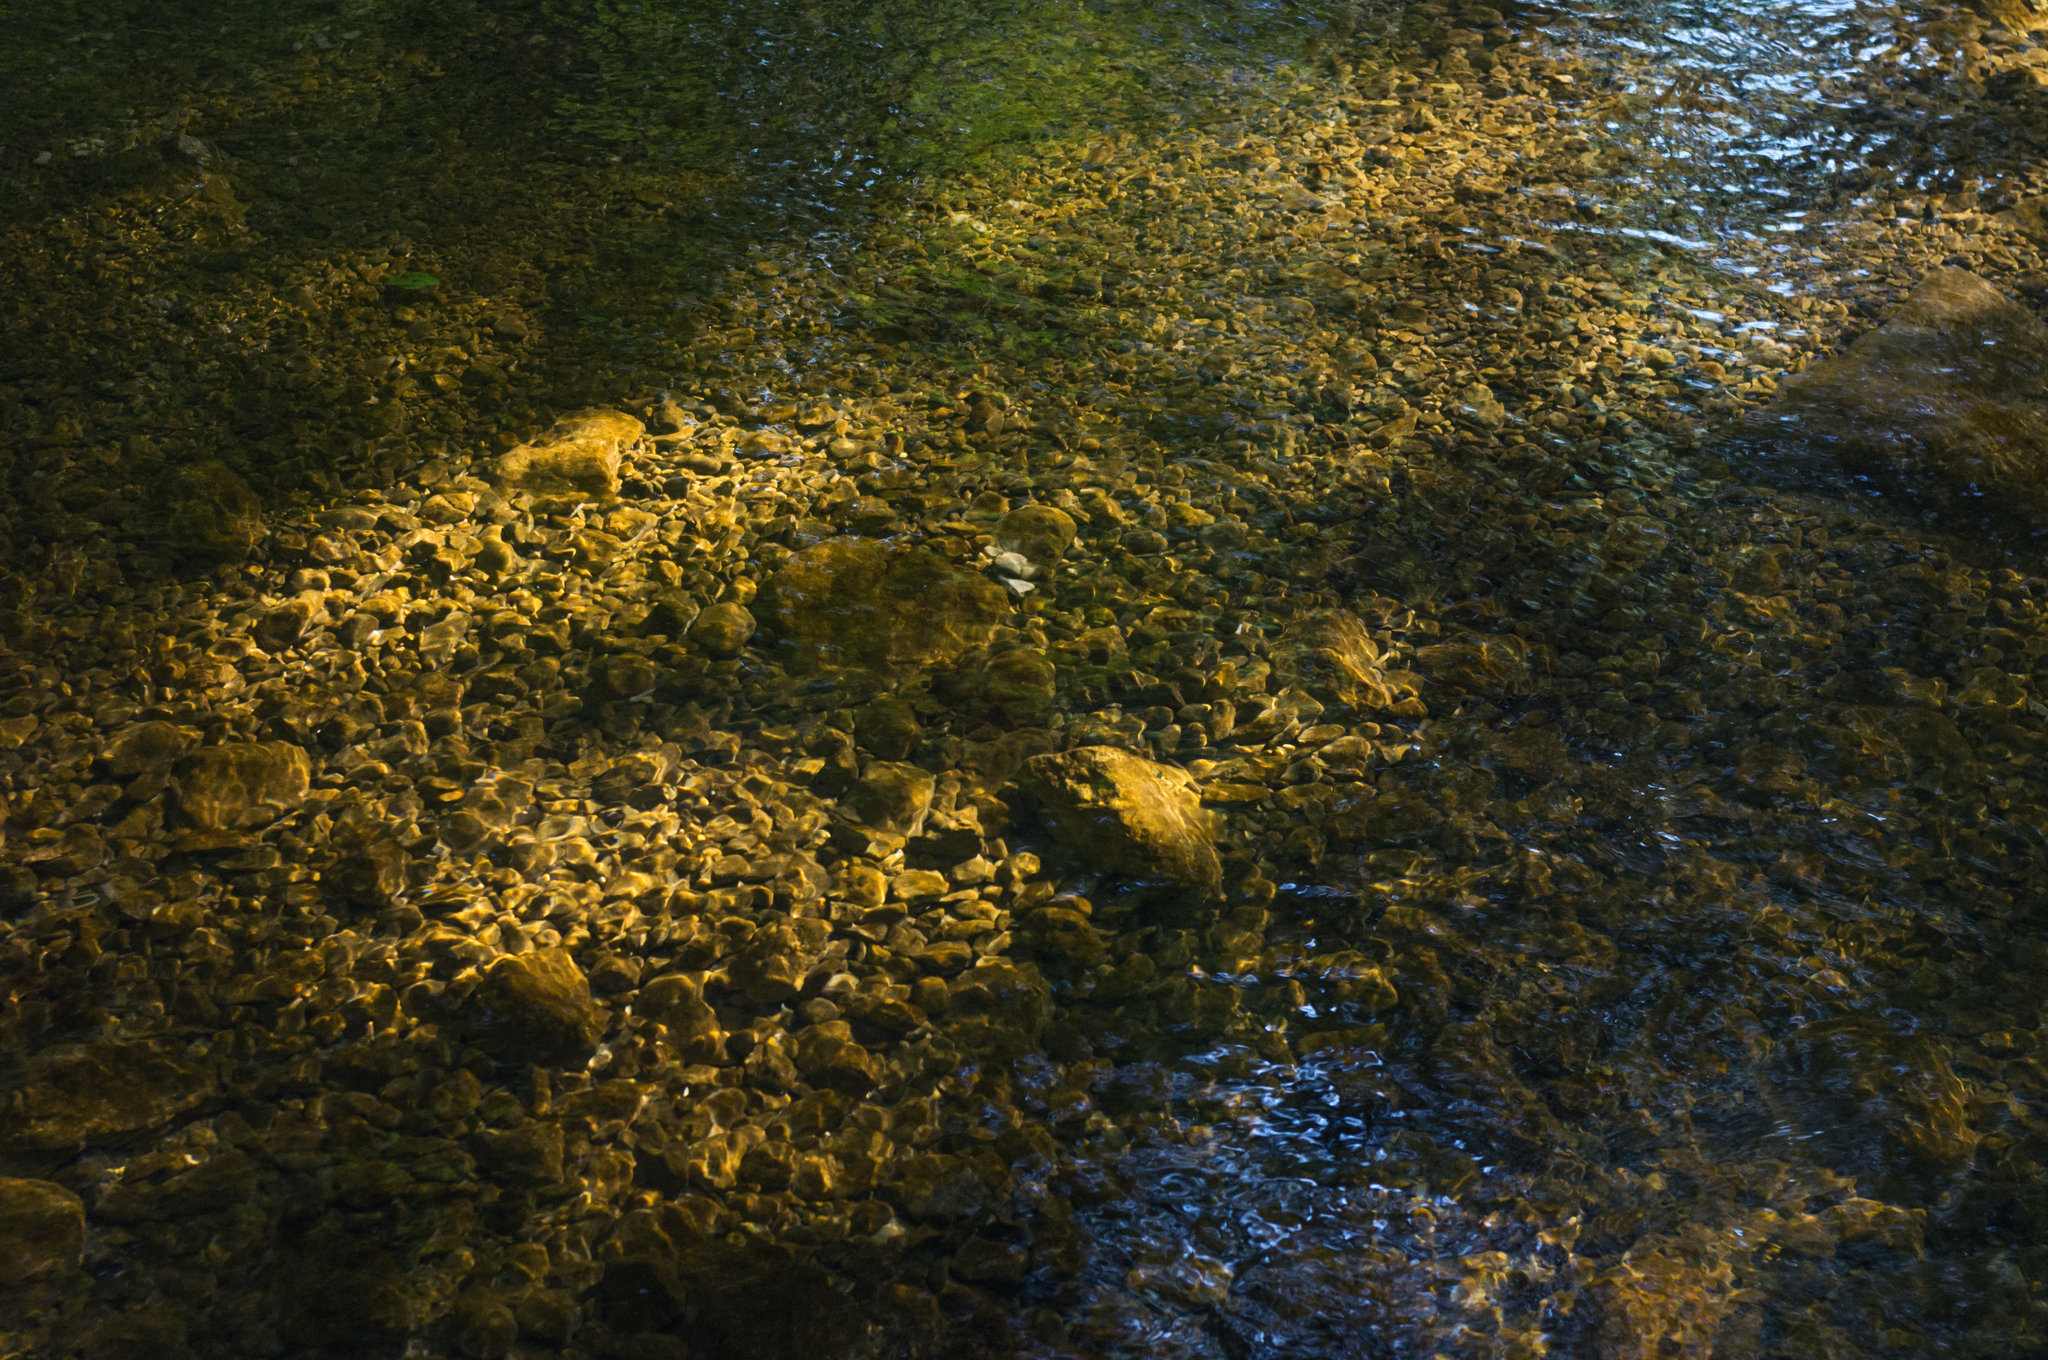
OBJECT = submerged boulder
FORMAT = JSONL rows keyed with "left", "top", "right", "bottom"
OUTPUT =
{"left": 1021, "top": 745, "right": 1222, "bottom": 895}
{"left": 763, "top": 538, "right": 1012, "bottom": 671}
{"left": 493, "top": 408, "right": 644, "bottom": 499}
{"left": 1272, "top": 610, "right": 1414, "bottom": 711}
{"left": 0, "top": 1179, "right": 85, "bottom": 1285}
{"left": 7, "top": 1042, "right": 219, "bottom": 1153}
{"left": 155, "top": 459, "right": 264, "bottom": 562}
{"left": 1757, "top": 268, "right": 2048, "bottom": 523}
{"left": 464, "top": 948, "right": 602, "bottom": 1065}
{"left": 174, "top": 741, "right": 312, "bottom": 833}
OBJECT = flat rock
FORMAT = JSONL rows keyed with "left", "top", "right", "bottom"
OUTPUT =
{"left": 1758, "top": 268, "right": 2048, "bottom": 522}
{"left": 493, "top": 408, "right": 645, "bottom": 499}
{"left": 1021, "top": 745, "right": 1222, "bottom": 895}
{"left": 7, "top": 1042, "right": 218, "bottom": 1153}
{"left": 463, "top": 948, "right": 602, "bottom": 1065}
{"left": 764, "top": 538, "right": 1012, "bottom": 671}
{"left": 0, "top": 1179, "right": 85, "bottom": 1285}
{"left": 174, "top": 741, "right": 312, "bottom": 832}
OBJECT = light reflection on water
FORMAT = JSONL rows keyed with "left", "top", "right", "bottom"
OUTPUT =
{"left": 985, "top": 2, "right": 2048, "bottom": 1355}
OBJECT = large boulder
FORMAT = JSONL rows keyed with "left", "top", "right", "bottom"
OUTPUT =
{"left": 1021, "top": 746, "right": 1222, "bottom": 894}
{"left": 1272, "top": 610, "right": 1411, "bottom": 711}
{"left": 763, "top": 538, "right": 1012, "bottom": 672}
{"left": 0, "top": 1179, "right": 85, "bottom": 1285}
{"left": 1756, "top": 268, "right": 2048, "bottom": 523}
{"left": 492, "top": 409, "right": 644, "bottom": 499}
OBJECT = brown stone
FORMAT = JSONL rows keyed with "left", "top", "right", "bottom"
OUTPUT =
{"left": 6, "top": 1042, "right": 218, "bottom": 1152}
{"left": 173, "top": 741, "right": 312, "bottom": 832}
{"left": 1413, "top": 633, "right": 1530, "bottom": 697}
{"left": 993, "top": 504, "right": 1077, "bottom": 564}
{"left": 464, "top": 948, "right": 602, "bottom": 1064}
{"left": 103, "top": 721, "right": 198, "bottom": 777}
{"left": 689, "top": 602, "right": 756, "bottom": 659}
{"left": 1272, "top": 611, "right": 1408, "bottom": 711}
{"left": 493, "top": 409, "right": 644, "bottom": 499}
{"left": 840, "top": 762, "right": 936, "bottom": 834}
{"left": 1021, "top": 746, "right": 1222, "bottom": 894}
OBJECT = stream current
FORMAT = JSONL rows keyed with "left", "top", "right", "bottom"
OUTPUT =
{"left": 7, "top": 0, "right": 2048, "bottom": 1357}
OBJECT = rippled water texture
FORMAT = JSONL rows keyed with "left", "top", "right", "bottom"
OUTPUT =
{"left": 9, "top": 0, "right": 2048, "bottom": 1357}
{"left": 1004, "top": 3, "right": 2048, "bottom": 1358}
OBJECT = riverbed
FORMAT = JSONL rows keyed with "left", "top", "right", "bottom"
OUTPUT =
{"left": 4, "top": 0, "right": 2048, "bottom": 1357}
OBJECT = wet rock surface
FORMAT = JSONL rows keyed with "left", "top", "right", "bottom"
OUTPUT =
{"left": 9, "top": 0, "right": 2048, "bottom": 1356}
{"left": 492, "top": 409, "right": 645, "bottom": 500}
{"left": 1022, "top": 746, "right": 1222, "bottom": 895}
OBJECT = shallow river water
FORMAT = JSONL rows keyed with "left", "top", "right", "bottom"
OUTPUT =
{"left": 7, "top": 1, "right": 2048, "bottom": 1358}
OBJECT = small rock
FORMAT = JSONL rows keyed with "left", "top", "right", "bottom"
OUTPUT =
{"left": 472, "top": 1122, "right": 566, "bottom": 1184}
{"left": 856, "top": 696, "right": 921, "bottom": 760}
{"left": 892, "top": 869, "right": 950, "bottom": 902}
{"left": 1122, "top": 528, "right": 1170, "bottom": 556}
{"left": 841, "top": 762, "right": 936, "bottom": 834}
{"left": 103, "top": 721, "right": 197, "bottom": 777}
{"left": 452, "top": 1291, "right": 519, "bottom": 1359}
{"left": 418, "top": 491, "right": 477, "bottom": 525}
{"left": 961, "top": 649, "right": 1058, "bottom": 726}
{"left": 729, "top": 919, "right": 829, "bottom": 1003}
{"left": 689, "top": 602, "right": 756, "bottom": 659}
{"left": 255, "top": 597, "right": 317, "bottom": 651}
{"left": 155, "top": 459, "right": 264, "bottom": 562}
{"left": 765, "top": 538, "right": 1012, "bottom": 671}
{"left": 792, "top": 1022, "right": 877, "bottom": 1094}
{"left": 1456, "top": 382, "right": 1506, "bottom": 428}
{"left": 954, "top": 1234, "right": 1029, "bottom": 1282}
{"left": 1022, "top": 746, "right": 1223, "bottom": 894}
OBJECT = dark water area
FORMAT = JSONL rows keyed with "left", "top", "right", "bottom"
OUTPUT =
{"left": 9, "top": 0, "right": 2048, "bottom": 1358}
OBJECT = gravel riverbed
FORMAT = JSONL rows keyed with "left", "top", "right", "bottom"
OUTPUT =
{"left": 10, "top": 1, "right": 2048, "bottom": 1356}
